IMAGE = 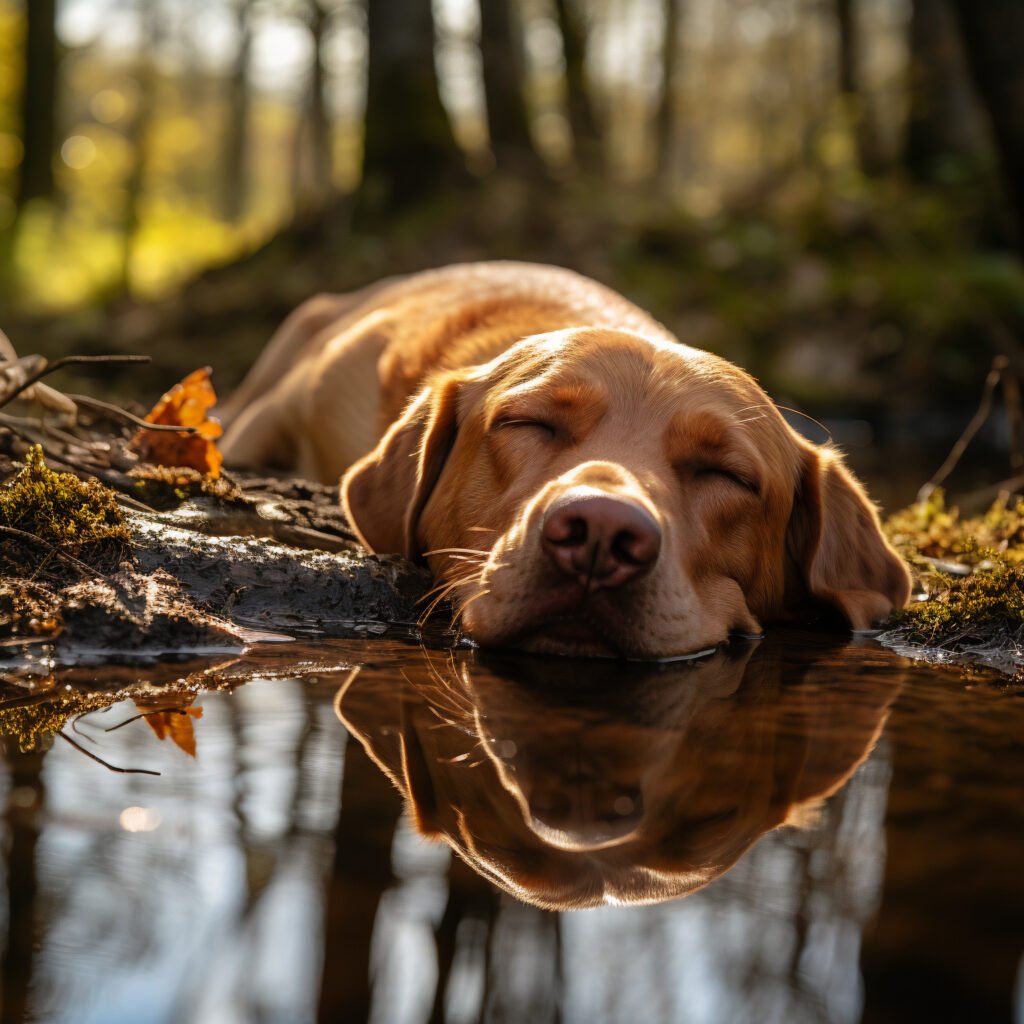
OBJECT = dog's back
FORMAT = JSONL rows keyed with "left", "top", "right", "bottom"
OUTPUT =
{"left": 220, "top": 262, "right": 673, "bottom": 481}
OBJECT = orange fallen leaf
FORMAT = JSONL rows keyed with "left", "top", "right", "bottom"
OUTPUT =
{"left": 130, "top": 367, "right": 223, "bottom": 478}
{"left": 139, "top": 705, "right": 204, "bottom": 758}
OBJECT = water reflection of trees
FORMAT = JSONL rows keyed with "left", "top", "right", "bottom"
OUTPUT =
{"left": 0, "top": 641, "right": 902, "bottom": 1022}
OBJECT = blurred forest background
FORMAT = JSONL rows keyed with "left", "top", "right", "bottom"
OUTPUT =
{"left": 0, "top": 0, "right": 1023, "bottom": 495}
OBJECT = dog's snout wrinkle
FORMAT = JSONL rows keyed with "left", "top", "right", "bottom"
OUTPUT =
{"left": 542, "top": 489, "right": 661, "bottom": 590}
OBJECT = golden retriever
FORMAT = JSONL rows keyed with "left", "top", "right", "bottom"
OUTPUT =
{"left": 220, "top": 261, "right": 910, "bottom": 658}
{"left": 335, "top": 640, "right": 902, "bottom": 909}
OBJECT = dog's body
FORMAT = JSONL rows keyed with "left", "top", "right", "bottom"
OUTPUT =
{"left": 220, "top": 263, "right": 674, "bottom": 481}
{"left": 221, "top": 261, "right": 910, "bottom": 658}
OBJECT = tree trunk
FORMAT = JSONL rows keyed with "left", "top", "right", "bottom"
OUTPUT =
{"left": 834, "top": 0, "right": 882, "bottom": 174}
{"left": 948, "top": 0, "right": 1024, "bottom": 254}
{"left": 552, "top": 0, "right": 601, "bottom": 169}
{"left": 120, "top": 2, "right": 160, "bottom": 294}
{"left": 656, "top": 0, "right": 683, "bottom": 182}
{"left": 221, "top": 0, "right": 254, "bottom": 222}
{"left": 15, "top": 0, "right": 58, "bottom": 209}
{"left": 478, "top": 0, "right": 542, "bottom": 174}
{"left": 0, "top": 750, "right": 41, "bottom": 1024}
{"left": 357, "top": 0, "right": 465, "bottom": 219}
{"left": 905, "top": 0, "right": 983, "bottom": 183}
{"left": 293, "top": 0, "right": 333, "bottom": 209}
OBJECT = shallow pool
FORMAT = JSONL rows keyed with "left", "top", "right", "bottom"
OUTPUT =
{"left": 1, "top": 631, "right": 1022, "bottom": 1023}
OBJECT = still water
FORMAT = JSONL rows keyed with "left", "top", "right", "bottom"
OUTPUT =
{"left": 1, "top": 632, "right": 1022, "bottom": 1024}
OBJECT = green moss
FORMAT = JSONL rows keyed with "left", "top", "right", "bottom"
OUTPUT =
{"left": 884, "top": 488, "right": 1024, "bottom": 568}
{"left": 887, "top": 562, "right": 1024, "bottom": 639}
{"left": 881, "top": 492, "right": 1024, "bottom": 678}
{"left": 0, "top": 445, "right": 131, "bottom": 570}
{"left": 128, "top": 464, "right": 240, "bottom": 510}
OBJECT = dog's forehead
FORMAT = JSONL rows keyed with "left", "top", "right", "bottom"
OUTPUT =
{"left": 469, "top": 326, "right": 769, "bottom": 412}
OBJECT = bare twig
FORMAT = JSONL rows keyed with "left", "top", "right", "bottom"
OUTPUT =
{"left": 58, "top": 730, "right": 161, "bottom": 775}
{"left": 919, "top": 356, "right": 1012, "bottom": 504}
{"left": 0, "top": 635, "right": 49, "bottom": 647}
{"left": 0, "top": 355, "right": 150, "bottom": 409}
{"left": 113, "top": 491, "right": 161, "bottom": 513}
{"left": 104, "top": 707, "right": 189, "bottom": 732}
{"left": 69, "top": 713, "right": 98, "bottom": 741}
{"left": 1003, "top": 370, "right": 1023, "bottom": 471}
{"left": 66, "top": 393, "right": 197, "bottom": 434}
{"left": 0, "top": 525, "right": 114, "bottom": 584}
{"left": 950, "top": 474, "right": 1024, "bottom": 514}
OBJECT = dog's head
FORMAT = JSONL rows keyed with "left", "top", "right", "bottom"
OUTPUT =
{"left": 342, "top": 329, "right": 910, "bottom": 658}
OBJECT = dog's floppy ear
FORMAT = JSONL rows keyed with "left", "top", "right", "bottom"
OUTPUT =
{"left": 340, "top": 372, "right": 462, "bottom": 557}
{"left": 788, "top": 445, "right": 911, "bottom": 629}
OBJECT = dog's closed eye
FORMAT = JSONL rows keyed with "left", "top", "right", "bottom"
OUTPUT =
{"left": 694, "top": 466, "right": 761, "bottom": 496}
{"left": 494, "top": 417, "right": 557, "bottom": 438}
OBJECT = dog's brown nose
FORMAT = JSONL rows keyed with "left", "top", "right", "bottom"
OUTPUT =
{"left": 542, "top": 489, "right": 661, "bottom": 589}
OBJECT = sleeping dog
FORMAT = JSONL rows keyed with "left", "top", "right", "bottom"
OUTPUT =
{"left": 220, "top": 261, "right": 910, "bottom": 658}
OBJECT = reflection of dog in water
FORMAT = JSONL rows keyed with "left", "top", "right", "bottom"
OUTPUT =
{"left": 334, "top": 638, "right": 902, "bottom": 910}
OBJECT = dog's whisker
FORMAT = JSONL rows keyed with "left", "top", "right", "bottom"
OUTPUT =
{"left": 446, "top": 580, "right": 492, "bottom": 630}
{"left": 422, "top": 547, "right": 490, "bottom": 557}
{"left": 418, "top": 588, "right": 463, "bottom": 624}
{"left": 418, "top": 567, "right": 481, "bottom": 604}
{"left": 418, "top": 573, "right": 483, "bottom": 625}
{"left": 451, "top": 588, "right": 491, "bottom": 625}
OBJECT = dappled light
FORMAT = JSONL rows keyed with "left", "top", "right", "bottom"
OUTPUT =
{"left": 1, "top": 1, "right": 1024, "bottom": 1021}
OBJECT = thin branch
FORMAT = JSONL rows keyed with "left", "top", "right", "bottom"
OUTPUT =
{"left": 113, "top": 491, "right": 160, "bottom": 513}
{"left": 58, "top": 730, "right": 161, "bottom": 775}
{"left": 1003, "top": 370, "right": 1023, "bottom": 471}
{"left": 69, "top": 712, "right": 98, "bottom": 741}
{"left": 0, "top": 524, "right": 113, "bottom": 583}
{"left": 66, "top": 393, "right": 197, "bottom": 434}
{"left": 918, "top": 356, "right": 1009, "bottom": 504}
{"left": 104, "top": 707, "right": 189, "bottom": 732}
{"left": 0, "top": 691, "right": 57, "bottom": 712}
{"left": 0, "top": 355, "right": 150, "bottom": 409}
{"left": 949, "top": 473, "right": 1024, "bottom": 514}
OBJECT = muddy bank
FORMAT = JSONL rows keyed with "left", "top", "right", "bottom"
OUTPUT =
{"left": 1, "top": 451, "right": 438, "bottom": 662}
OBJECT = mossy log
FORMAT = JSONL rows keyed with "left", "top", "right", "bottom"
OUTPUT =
{"left": 1, "top": 451, "right": 436, "bottom": 662}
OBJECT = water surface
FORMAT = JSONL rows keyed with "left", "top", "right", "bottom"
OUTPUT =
{"left": 1, "top": 633, "right": 1022, "bottom": 1023}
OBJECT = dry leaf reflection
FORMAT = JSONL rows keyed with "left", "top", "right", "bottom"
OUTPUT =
{"left": 130, "top": 367, "right": 223, "bottom": 478}
{"left": 136, "top": 700, "right": 204, "bottom": 758}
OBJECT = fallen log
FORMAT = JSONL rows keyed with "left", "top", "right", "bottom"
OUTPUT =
{"left": 0, "top": 445, "right": 440, "bottom": 662}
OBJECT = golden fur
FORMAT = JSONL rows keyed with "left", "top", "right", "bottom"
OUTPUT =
{"left": 221, "top": 261, "right": 911, "bottom": 657}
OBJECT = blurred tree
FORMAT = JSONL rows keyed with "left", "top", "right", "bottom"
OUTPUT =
{"left": 293, "top": 0, "right": 333, "bottom": 208}
{"left": 479, "top": 0, "right": 542, "bottom": 174}
{"left": 905, "top": 0, "right": 981, "bottom": 183}
{"left": 553, "top": 0, "right": 601, "bottom": 169}
{"left": 317, "top": 741, "right": 400, "bottom": 1022}
{"left": 834, "top": 0, "right": 882, "bottom": 174}
{"left": 656, "top": 0, "right": 683, "bottom": 181}
{"left": 950, "top": 0, "right": 1024, "bottom": 253}
{"left": 0, "top": 750, "right": 43, "bottom": 1024}
{"left": 357, "top": 0, "right": 465, "bottom": 218}
{"left": 15, "top": 0, "right": 57, "bottom": 209}
{"left": 121, "top": 0, "right": 161, "bottom": 293}
{"left": 221, "top": 0, "right": 255, "bottom": 222}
